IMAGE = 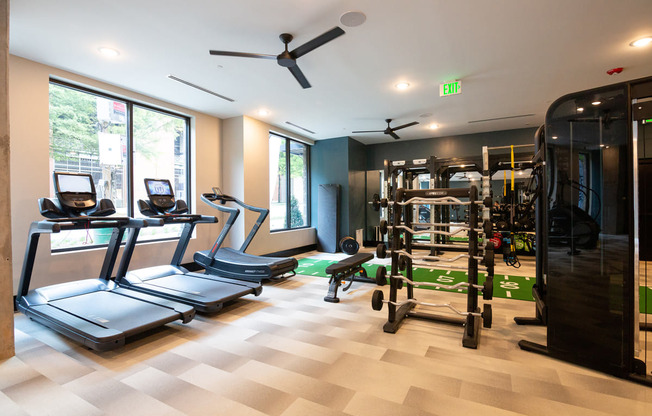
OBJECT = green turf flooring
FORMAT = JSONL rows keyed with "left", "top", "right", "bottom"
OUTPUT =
{"left": 297, "top": 257, "right": 652, "bottom": 313}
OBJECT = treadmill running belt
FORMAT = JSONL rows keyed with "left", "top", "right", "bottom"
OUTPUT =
{"left": 50, "top": 291, "right": 179, "bottom": 336}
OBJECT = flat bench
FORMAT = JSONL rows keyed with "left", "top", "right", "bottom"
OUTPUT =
{"left": 324, "top": 253, "right": 377, "bottom": 303}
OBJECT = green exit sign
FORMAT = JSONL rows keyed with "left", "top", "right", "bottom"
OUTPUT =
{"left": 440, "top": 80, "right": 461, "bottom": 97}
{"left": 643, "top": 118, "right": 652, "bottom": 124}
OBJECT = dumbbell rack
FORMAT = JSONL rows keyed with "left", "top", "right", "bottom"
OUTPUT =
{"left": 372, "top": 185, "right": 494, "bottom": 349}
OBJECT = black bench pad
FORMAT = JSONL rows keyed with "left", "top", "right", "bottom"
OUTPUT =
{"left": 325, "top": 253, "right": 374, "bottom": 275}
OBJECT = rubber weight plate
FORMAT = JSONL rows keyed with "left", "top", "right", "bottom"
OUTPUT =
{"left": 371, "top": 290, "right": 384, "bottom": 311}
{"left": 375, "top": 266, "right": 387, "bottom": 286}
{"left": 340, "top": 236, "right": 359, "bottom": 255}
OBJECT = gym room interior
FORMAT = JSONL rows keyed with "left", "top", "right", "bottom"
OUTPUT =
{"left": 1, "top": 1, "right": 652, "bottom": 415}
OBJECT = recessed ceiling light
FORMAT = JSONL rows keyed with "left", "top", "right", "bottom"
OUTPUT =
{"left": 428, "top": 123, "right": 439, "bottom": 130}
{"left": 577, "top": 107, "right": 584, "bottom": 112}
{"left": 552, "top": 136, "right": 558, "bottom": 140}
{"left": 340, "top": 11, "right": 366, "bottom": 27}
{"left": 98, "top": 47, "right": 119, "bottom": 57}
{"left": 630, "top": 36, "right": 652, "bottom": 47}
{"left": 600, "top": 144, "right": 605, "bottom": 148}
{"left": 395, "top": 82, "right": 410, "bottom": 90}
{"left": 592, "top": 101, "right": 601, "bottom": 106}
{"left": 257, "top": 109, "right": 270, "bottom": 117}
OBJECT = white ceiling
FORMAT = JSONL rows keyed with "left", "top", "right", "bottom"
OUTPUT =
{"left": 9, "top": 0, "right": 652, "bottom": 144}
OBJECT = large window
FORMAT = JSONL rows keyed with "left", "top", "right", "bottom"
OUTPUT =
{"left": 269, "top": 133, "right": 309, "bottom": 231}
{"left": 48, "top": 81, "right": 189, "bottom": 250}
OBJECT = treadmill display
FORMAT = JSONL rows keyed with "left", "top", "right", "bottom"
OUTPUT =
{"left": 146, "top": 179, "right": 173, "bottom": 196}
{"left": 56, "top": 173, "right": 93, "bottom": 193}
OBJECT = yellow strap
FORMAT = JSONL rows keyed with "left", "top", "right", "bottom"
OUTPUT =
{"left": 510, "top": 145, "right": 515, "bottom": 191}
{"left": 503, "top": 170, "right": 507, "bottom": 196}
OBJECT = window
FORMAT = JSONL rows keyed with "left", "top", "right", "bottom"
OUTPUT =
{"left": 48, "top": 81, "right": 189, "bottom": 250}
{"left": 269, "top": 133, "right": 309, "bottom": 231}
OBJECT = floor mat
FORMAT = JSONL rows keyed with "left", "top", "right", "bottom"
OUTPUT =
{"left": 297, "top": 257, "right": 652, "bottom": 313}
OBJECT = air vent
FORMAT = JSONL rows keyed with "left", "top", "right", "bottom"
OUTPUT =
{"left": 285, "top": 121, "right": 315, "bottom": 134}
{"left": 167, "top": 75, "right": 234, "bottom": 102}
{"left": 468, "top": 114, "right": 534, "bottom": 124}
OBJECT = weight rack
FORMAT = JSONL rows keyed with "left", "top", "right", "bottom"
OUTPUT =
{"left": 372, "top": 185, "right": 494, "bottom": 349}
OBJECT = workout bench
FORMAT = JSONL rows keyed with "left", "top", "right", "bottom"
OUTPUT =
{"left": 324, "top": 253, "right": 380, "bottom": 303}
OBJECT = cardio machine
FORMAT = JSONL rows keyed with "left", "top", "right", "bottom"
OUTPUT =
{"left": 16, "top": 172, "right": 195, "bottom": 352}
{"left": 193, "top": 188, "right": 298, "bottom": 283}
{"left": 114, "top": 179, "right": 262, "bottom": 313}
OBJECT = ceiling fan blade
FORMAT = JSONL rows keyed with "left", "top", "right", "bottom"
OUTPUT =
{"left": 389, "top": 131, "right": 401, "bottom": 140}
{"left": 209, "top": 50, "right": 277, "bottom": 59}
{"left": 290, "top": 26, "right": 345, "bottom": 59}
{"left": 352, "top": 130, "right": 385, "bottom": 133}
{"left": 288, "top": 65, "right": 311, "bottom": 89}
{"left": 392, "top": 121, "right": 419, "bottom": 131}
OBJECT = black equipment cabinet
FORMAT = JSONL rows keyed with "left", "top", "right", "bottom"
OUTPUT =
{"left": 519, "top": 77, "right": 652, "bottom": 385}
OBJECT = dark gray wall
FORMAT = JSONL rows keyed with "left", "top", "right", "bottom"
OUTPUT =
{"left": 311, "top": 128, "right": 539, "bottom": 251}
{"left": 348, "top": 138, "right": 366, "bottom": 239}
{"left": 366, "top": 128, "right": 538, "bottom": 170}
{"left": 310, "top": 137, "right": 350, "bottom": 243}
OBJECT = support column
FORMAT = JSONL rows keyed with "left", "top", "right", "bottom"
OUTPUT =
{"left": 0, "top": 0, "right": 15, "bottom": 359}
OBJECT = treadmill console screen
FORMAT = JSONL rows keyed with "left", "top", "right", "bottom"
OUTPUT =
{"left": 144, "top": 178, "right": 176, "bottom": 210}
{"left": 56, "top": 173, "right": 93, "bottom": 193}
{"left": 53, "top": 172, "right": 96, "bottom": 211}
{"left": 146, "top": 179, "right": 173, "bottom": 197}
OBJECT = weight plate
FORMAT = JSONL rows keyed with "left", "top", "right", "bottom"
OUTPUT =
{"left": 375, "top": 266, "right": 387, "bottom": 286}
{"left": 398, "top": 254, "right": 408, "bottom": 271}
{"left": 379, "top": 219, "right": 388, "bottom": 235}
{"left": 340, "top": 236, "right": 360, "bottom": 255}
{"left": 371, "top": 290, "right": 384, "bottom": 311}
{"left": 483, "top": 277, "right": 493, "bottom": 300}
{"left": 376, "top": 243, "right": 387, "bottom": 259}
{"left": 482, "top": 304, "right": 492, "bottom": 328}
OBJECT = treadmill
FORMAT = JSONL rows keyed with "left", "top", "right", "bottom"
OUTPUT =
{"left": 15, "top": 172, "right": 195, "bottom": 352}
{"left": 114, "top": 178, "right": 261, "bottom": 313}
{"left": 193, "top": 188, "right": 298, "bottom": 283}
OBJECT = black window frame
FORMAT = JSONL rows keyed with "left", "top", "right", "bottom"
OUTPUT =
{"left": 48, "top": 78, "right": 191, "bottom": 252}
{"left": 270, "top": 132, "right": 311, "bottom": 232}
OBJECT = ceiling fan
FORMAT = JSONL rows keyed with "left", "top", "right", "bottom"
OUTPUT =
{"left": 352, "top": 119, "right": 420, "bottom": 140}
{"left": 209, "top": 27, "right": 345, "bottom": 89}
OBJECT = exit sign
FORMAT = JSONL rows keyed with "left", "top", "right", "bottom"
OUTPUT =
{"left": 440, "top": 80, "right": 461, "bottom": 97}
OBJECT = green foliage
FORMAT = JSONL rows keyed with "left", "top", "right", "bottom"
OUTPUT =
{"left": 277, "top": 152, "right": 306, "bottom": 178}
{"left": 49, "top": 83, "right": 185, "bottom": 163}
{"left": 290, "top": 196, "right": 304, "bottom": 227}
{"left": 49, "top": 84, "right": 100, "bottom": 160}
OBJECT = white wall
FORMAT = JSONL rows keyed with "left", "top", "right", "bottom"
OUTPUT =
{"left": 9, "top": 55, "right": 222, "bottom": 293}
{"left": 221, "top": 115, "right": 316, "bottom": 255}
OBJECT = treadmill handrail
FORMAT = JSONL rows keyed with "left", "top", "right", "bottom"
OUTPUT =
{"left": 201, "top": 192, "right": 240, "bottom": 258}
{"left": 145, "top": 213, "right": 217, "bottom": 225}
{"left": 117, "top": 205, "right": 217, "bottom": 280}
{"left": 204, "top": 187, "right": 269, "bottom": 253}
{"left": 16, "top": 217, "right": 157, "bottom": 300}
